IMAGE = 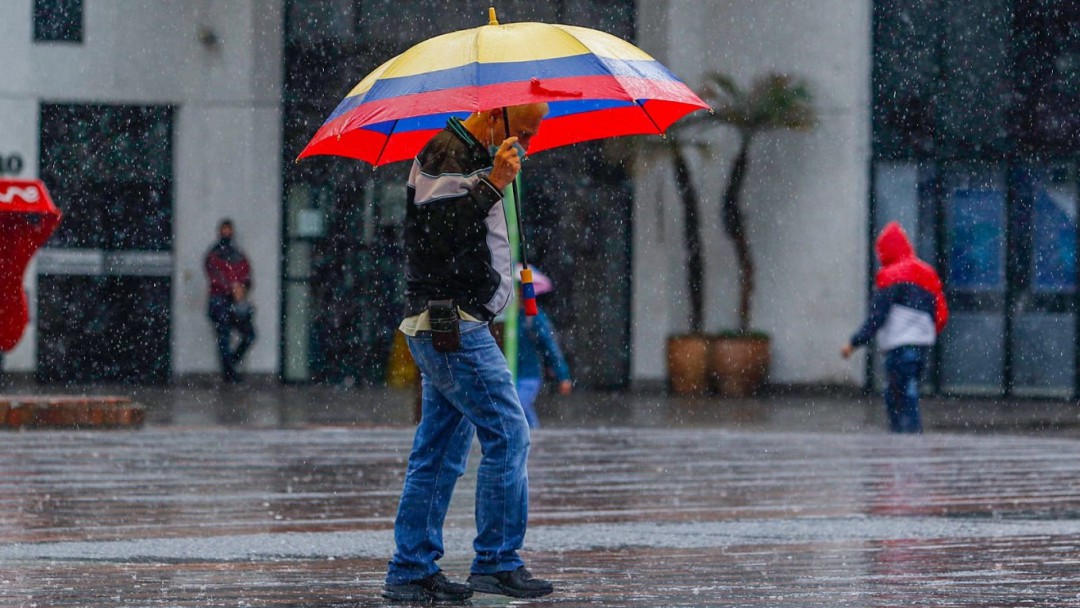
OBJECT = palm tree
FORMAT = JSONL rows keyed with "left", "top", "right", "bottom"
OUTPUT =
{"left": 704, "top": 73, "right": 816, "bottom": 333}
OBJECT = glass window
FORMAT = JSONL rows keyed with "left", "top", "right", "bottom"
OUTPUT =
{"left": 873, "top": 161, "right": 938, "bottom": 261}
{"left": 286, "top": 0, "right": 354, "bottom": 45}
{"left": 940, "top": 312, "right": 1006, "bottom": 394}
{"left": 1017, "top": 165, "right": 1077, "bottom": 293}
{"left": 937, "top": 0, "right": 1013, "bottom": 157}
{"left": 945, "top": 165, "right": 1006, "bottom": 291}
{"left": 872, "top": 0, "right": 942, "bottom": 158}
{"left": 34, "top": 0, "right": 83, "bottom": 43}
{"left": 1012, "top": 312, "right": 1074, "bottom": 397}
{"left": 40, "top": 104, "right": 174, "bottom": 251}
{"left": 1013, "top": 1, "right": 1080, "bottom": 154}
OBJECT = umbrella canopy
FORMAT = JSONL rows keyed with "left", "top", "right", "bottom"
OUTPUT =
{"left": 298, "top": 11, "right": 709, "bottom": 165}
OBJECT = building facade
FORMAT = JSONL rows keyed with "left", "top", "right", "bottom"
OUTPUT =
{"left": 3, "top": 0, "right": 1076, "bottom": 397}
{"left": 1, "top": 0, "right": 283, "bottom": 381}
{"left": 872, "top": 0, "right": 1080, "bottom": 397}
{"left": 632, "top": 0, "right": 873, "bottom": 388}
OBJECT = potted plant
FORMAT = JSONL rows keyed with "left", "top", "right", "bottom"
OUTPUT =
{"left": 704, "top": 72, "right": 816, "bottom": 396}
{"left": 664, "top": 140, "right": 710, "bottom": 394}
{"left": 664, "top": 73, "right": 815, "bottom": 396}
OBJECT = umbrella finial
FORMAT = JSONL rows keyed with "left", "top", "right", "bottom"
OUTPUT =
{"left": 488, "top": 7, "right": 499, "bottom": 25}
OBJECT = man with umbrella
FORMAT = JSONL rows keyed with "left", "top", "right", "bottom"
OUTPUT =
{"left": 297, "top": 11, "right": 710, "bottom": 602}
{"left": 382, "top": 103, "right": 554, "bottom": 603}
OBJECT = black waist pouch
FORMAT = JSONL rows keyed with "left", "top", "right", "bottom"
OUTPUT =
{"left": 429, "top": 299, "right": 461, "bottom": 353}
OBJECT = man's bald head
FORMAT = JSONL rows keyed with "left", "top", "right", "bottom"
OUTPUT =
{"left": 505, "top": 103, "right": 549, "bottom": 125}
{"left": 485, "top": 103, "right": 548, "bottom": 151}
{"left": 463, "top": 103, "right": 548, "bottom": 151}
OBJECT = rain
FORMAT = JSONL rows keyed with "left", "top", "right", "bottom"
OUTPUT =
{"left": 2, "top": 0, "right": 1080, "bottom": 605}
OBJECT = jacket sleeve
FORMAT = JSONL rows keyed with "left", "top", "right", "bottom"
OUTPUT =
{"left": 850, "top": 287, "right": 894, "bottom": 347}
{"left": 533, "top": 312, "right": 571, "bottom": 382}
{"left": 412, "top": 145, "right": 502, "bottom": 218}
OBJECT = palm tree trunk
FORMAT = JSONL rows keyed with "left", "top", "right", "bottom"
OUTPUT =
{"left": 721, "top": 134, "right": 753, "bottom": 333}
{"left": 672, "top": 146, "right": 704, "bottom": 335}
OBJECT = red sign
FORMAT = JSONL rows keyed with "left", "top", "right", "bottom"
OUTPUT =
{"left": 0, "top": 179, "right": 62, "bottom": 352}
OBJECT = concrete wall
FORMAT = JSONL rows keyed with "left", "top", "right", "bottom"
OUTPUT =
{"left": 632, "top": 0, "right": 872, "bottom": 385}
{"left": 0, "top": 0, "right": 282, "bottom": 374}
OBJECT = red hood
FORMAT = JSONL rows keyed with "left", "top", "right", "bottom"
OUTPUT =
{"left": 873, "top": 221, "right": 949, "bottom": 333}
{"left": 876, "top": 221, "right": 914, "bottom": 267}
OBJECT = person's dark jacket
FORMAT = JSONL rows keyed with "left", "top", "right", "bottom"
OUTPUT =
{"left": 403, "top": 118, "right": 512, "bottom": 321}
{"left": 204, "top": 239, "right": 251, "bottom": 298}
{"left": 851, "top": 222, "right": 948, "bottom": 351}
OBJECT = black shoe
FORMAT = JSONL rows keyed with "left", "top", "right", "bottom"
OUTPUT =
{"left": 382, "top": 571, "right": 473, "bottom": 603}
{"left": 468, "top": 566, "right": 553, "bottom": 598}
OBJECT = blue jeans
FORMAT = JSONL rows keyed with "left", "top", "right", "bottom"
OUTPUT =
{"left": 883, "top": 346, "right": 929, "bottom": 434}
{"left": 208, "top": 295, "right": 255, "bottom": 381}
{"left": 515, "top": 377, "right": 543, "bottom": 429}
{"left": 386, "top": 320, "right": 531, "bottom": 585}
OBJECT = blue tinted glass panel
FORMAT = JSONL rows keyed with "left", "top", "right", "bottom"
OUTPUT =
{"left": 1021, "top": 166, "right": 1078, "bottom": 293}
{"left": 946, "top": 167, "right": 1005, "bottom": 290}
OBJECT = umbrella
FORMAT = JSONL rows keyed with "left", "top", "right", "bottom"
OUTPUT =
{"left": 298, "top": 8, "right": 709, "bottom": 313}
{"left": 299, "top": 9, "right": 708, "bottom": 165}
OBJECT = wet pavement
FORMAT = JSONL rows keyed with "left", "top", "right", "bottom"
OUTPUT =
{"left": 2, "top": 378, "right": 1080, "bottom": 606}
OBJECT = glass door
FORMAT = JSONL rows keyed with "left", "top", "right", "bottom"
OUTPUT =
{"left": 1009, "top": 164, "right": 1077, "bottom": 397}
{"left": 36, "top": 104, "right": 174, "bottom": 384}
{"left": 939, "top": 163, "right": 1007, "bottom": 395}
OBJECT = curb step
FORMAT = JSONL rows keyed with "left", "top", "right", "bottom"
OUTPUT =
{"left": 0, "top": 396, "right": 145, "bottom": 429}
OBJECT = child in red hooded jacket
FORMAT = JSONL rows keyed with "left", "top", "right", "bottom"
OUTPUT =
{"left": 842, "top": 222, "right": 948, "bottom": 433}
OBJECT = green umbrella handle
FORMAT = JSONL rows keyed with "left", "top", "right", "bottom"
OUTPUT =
{"left": 502, "top": 106, "right": 537, "bottom": 316}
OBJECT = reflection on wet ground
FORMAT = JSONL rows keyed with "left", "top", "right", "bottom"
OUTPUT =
{"left": 2, "top": 424, "right": 1080, "bottom": 606}
{"left": 4, "top": 377, "right": 1080, "bottom": 436}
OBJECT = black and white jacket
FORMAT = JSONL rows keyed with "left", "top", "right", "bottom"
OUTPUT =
{"left": 403, "top": 118, "right": 513, "bottom": 322}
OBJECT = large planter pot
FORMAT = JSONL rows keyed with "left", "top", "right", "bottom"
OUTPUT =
{"left": 709, "top": 334, "right": 770, "bottom": 397}
{"left": 666, "top": 334, "right": 711, "bottom": 395}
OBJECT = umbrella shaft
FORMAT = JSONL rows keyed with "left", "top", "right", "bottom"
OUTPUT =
{"left": 511, "top": 179, "right": 529, "bottom": 268}
{"left": 503, "top": 106, "right": 530, "bottom": 269}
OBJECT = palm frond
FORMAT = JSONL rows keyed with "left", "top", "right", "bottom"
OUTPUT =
{"left": 702, "top": 72, "right": 816, "bottom": 134}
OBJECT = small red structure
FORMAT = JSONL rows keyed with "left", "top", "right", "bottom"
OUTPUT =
{"left": 0, "top": 395, "right": 145, "bottom": 430}
{"left": 0, "top": 179, "right": 62, "bottom": 352}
